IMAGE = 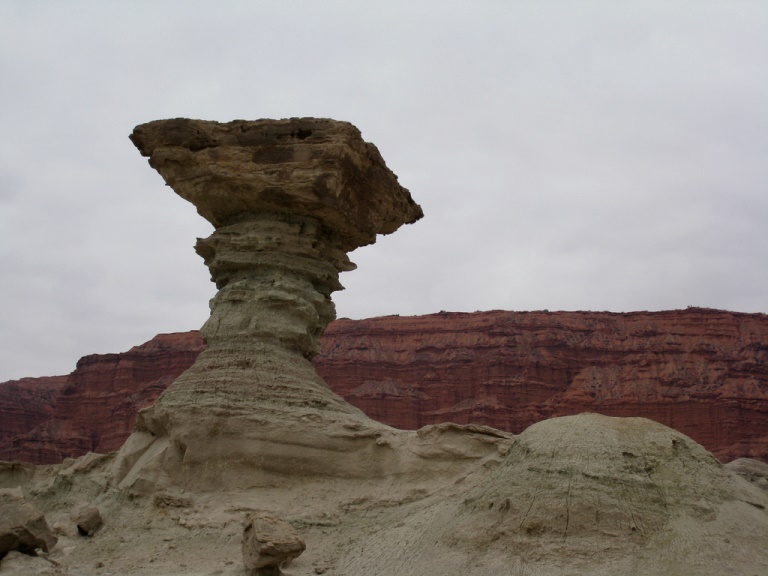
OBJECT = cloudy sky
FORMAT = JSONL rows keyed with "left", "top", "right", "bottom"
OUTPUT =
{"left": 1, "top": 1, "right": 766, "bottom": 381}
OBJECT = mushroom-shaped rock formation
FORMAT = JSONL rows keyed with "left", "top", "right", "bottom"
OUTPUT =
{"left": 113, "top": 118, "right": 427, "bottom": 490}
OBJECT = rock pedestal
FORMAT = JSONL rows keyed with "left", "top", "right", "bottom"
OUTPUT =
{"left": 113, "top": 118, "right": 423, "bottom": 490}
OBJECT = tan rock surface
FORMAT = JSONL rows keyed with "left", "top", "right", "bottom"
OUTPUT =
{"left": 242, "top": 512, "right": 305, "bottom": 574}
{"left": 725, "top": 457, "right": 768, "bottom": 492}
{"left": 6, "top": 416, "right": 767, "bottom": 576}
{"left": 129, "top": 118, "right": 423, "bottom": 249}
{"left": 0, "top": 551, "right": 65, "bottom": 575}
{"left": 70, "top": 504, "right": 102, "bottom": 536}
{"left": 331, "top": 414, "right": 768, "bottom": 576}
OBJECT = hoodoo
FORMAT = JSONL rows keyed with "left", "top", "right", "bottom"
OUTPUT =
{"left": 116, "top": 118, "right": 426, "bottom": 489}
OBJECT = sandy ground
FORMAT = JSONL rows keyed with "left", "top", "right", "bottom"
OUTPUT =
{"left": 3, "top": 414, "right": 768, "bottom": 576}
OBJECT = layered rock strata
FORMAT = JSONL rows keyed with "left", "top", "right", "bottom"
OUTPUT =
{"left": 0, "top": 333, "right": 202, "bottom": 464}
{"left": 0, "top": 376, "right": 66, "bottom": 463}
{"left": 115, "top": 118, "right": 428, "bottom": 489}
{"left": 3, "top": 308, "right": 768, "bottom": 465}
{"left": 318, "top": 309, "right": 768, "bottom": 462}
{"left": 336, "top": 414, "right": 768, "bottom": 576}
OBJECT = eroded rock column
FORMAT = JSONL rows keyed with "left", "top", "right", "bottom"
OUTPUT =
{"left": 114, "top": 118, "right": 423, "bottom": 489}
{"left": 195, "top": 214, "right": 352, "bottom": 359}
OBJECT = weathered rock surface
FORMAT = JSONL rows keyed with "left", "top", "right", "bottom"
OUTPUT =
{"left": 242, "top": 512, "right": 305, "bottom": 575}
{"left": 4, "top": 415, "right": 767, "bottom": 576}
{"left": 335, "top": 413, "right": 768, "bottom": 576}
{"left": 0, "top": 489, "right": 57, "bottom": 558}
{"left": 71, "top": 504, "right": 102, "bottom": 536}
{"left": 129, "top": 117, "right": 422, "bottom": 250}
{"left": 0, "top": 551, "right": 65, "bottom": 575}
{"left": 4, "top": 308, "right": 766, "bottom": 465}
{"left": 113, "top": 118, "right": 426, "bottom": 491}
{"left": 725, "top": 457, "right": 768, "bottom": 492}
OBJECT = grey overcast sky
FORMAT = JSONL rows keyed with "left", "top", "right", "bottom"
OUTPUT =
{"left": 1, "top": 1, "right": 767, "bottom": 381}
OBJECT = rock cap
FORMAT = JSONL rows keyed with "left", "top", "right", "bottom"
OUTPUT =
{"left": 130, "top": 118, "right": 423, "bottom": 250}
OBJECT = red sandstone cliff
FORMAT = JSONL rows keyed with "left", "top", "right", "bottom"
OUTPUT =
{"left": 1, "top": 308, "right": 766, "bottom": 464}
{"left": 317, "top": 309, "right": 768, "bottom": 463}
{"left": 0, "top": 332, "right": 204, "bottom": 463}
{"left": 0, "top": 376, "right": 68, "bottom": 462}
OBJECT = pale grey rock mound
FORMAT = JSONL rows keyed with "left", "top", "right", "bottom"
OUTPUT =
{"left": 242, "top": 512, "right": 305, "bottom": 575}
{"left": 0, "top": 550, "right": 65, "bottom": 575}
{"left": 336, "top": 413, "right": 768, "bottom": 575}
{"left": 726, "top": 457, "right": 768, "bottom": 492}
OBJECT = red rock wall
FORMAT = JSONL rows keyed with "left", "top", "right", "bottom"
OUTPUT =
{"left": 0, "top": 376, "right": 67, "bottom": 462}
{"left": 0, "top": 332, "right": 204, "bottom": 464}
{"left": 1, "top": 308, "right": 766, "bottom": 464}
{"left": 314, "top": 309, "right": 768, "bottom": 463}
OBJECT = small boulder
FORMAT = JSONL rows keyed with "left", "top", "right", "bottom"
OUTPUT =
{"left": 71, "top": 504, "right": 103, "bottom": 536}
{"left": 0, "top": 490, "right": 57, "bottom": 558}
{"left": 242, "top": 512, "right": 305, "bottom": 575}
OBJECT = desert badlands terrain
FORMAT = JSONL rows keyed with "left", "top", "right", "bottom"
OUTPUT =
{"left": 1, "top": 118, "right": 767, "bottom": 576}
